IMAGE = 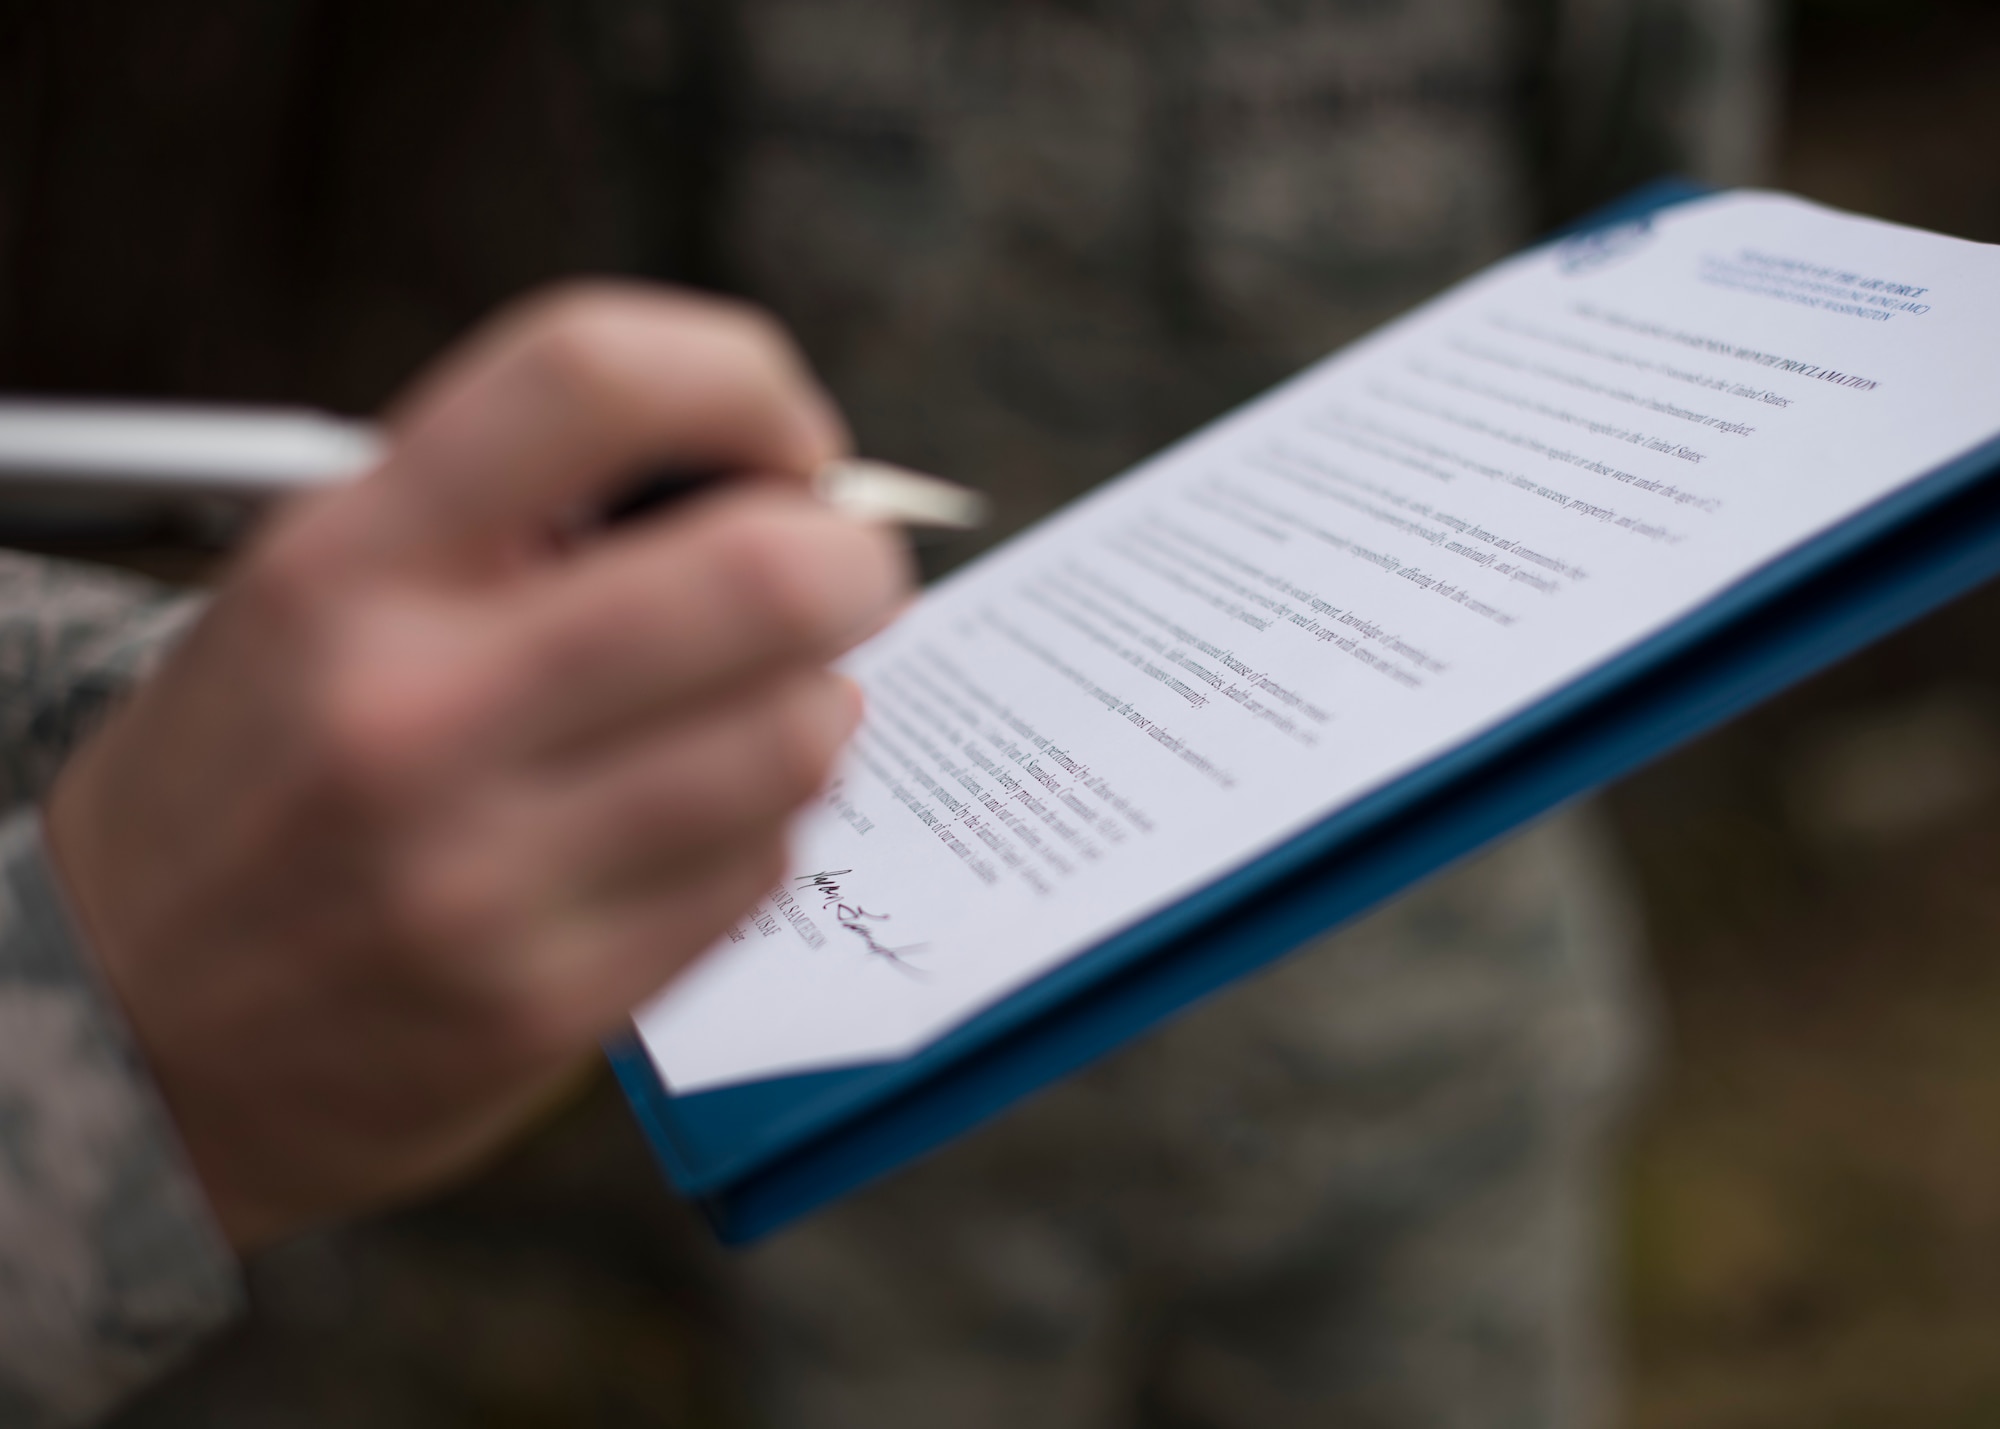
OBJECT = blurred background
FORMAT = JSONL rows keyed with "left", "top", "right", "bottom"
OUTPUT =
{"left": 1610, "top": 3, "right": 2000, "bottom": 1422}
{"left": 4, "top": 0, "right": 2000, "bottom": 1425}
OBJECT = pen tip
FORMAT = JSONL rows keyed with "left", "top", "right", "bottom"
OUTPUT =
{"left": 815, "top": 458, "right": 990, "bottom": 531}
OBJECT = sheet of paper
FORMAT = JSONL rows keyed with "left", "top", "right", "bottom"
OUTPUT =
{"left": 639, "top": 191, "right": 2000, "bottom": 1094}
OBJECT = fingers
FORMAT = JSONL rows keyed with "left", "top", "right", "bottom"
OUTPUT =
{"left": 399, "top": 667, "right": 855, "bottom": 1061}
{"left": 558, "top": 835, "right": 789, "bottom": 1035}
{"left": 493, "top": 831, "right": 792, "bottom": 1065}
{"left": 487, "top": 486, "right": 907, "bottom": 760}
{"left": 450, "top": 671, "right": 860, "bottom": 1057}
{"left": 534, "top": 668, "right": 861, "bottom": 898}
{"left": 344, "top": 283, "right": 850, "bottom": 573}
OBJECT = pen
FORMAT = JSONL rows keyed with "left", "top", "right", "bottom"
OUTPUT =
{"left": 0, "top": 399, "right": 990, "bottom": 533}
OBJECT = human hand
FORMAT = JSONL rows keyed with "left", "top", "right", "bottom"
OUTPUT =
{"left": 45, "top": 285, "right": 910, "bottom": 1251}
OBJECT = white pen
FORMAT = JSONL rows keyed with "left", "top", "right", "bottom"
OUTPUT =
{"left": 0, "top": 399, "right": 990, "bottom": 533}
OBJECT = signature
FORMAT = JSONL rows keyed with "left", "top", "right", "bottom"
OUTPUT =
{"left": 795, "top": 870, "right": 928, "bottom": 975}
{"left": 796, "top": 869, "right": 853, "bottom": 906}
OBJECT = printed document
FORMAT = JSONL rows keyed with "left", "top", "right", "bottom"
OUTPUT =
{"left": 639, "top": 192, "right": 2000, "bottom": 1092}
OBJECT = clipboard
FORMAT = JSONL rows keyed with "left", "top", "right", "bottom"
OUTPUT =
{"left": 609, "top": 180, "right": 2000, "bottom": 1242}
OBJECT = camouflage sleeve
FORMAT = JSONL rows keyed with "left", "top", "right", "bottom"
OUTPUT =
{"left": 0, "top": 552, "right": 242, "bottom": 1426}
{"left": 0, "top": 551, "right": 210, "bottom": 808}
{"left": 1539, "top": 0, "right": 1780, "bottom": 216}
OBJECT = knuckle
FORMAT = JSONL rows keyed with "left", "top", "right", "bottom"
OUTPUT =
{"left": 613, "top": 769, "right": 696, "bottom": 850}
{"left": 532, "top": 277, "right": 637, "bottom": 316}
{"left": 713, "top": 505, "right": 906, "bottom": 653}
{"left": 770, "top": 690, "right": 844, "bottom": 801}
{"left": 382, "top": 860, "right": 512, "bottom": 960}
{"left": 520, "top": 295, "right": 629, "bottom": 403}
{"left": 313, "top": 699, "right": 409, "bottom": 812}
{"left": 231, "top": 534, "right": 340, "bottom": 640}
{"left": 717, "top": 510, "right": 846, "bottom": 649}
{"left": 849, "top": 518, "right": 912, "bottom": 603}
{"left": 708, "top": 298, "right": 797, "bottom": 368}
{"left": 516, "top": 286, "right": 798, "bottom": 404}
{"left": 486, "top": 977, "right": 587, "bottom": 1064}
{"left": 516, "top": 603, "right": 617, "bottom": 695}
{"left": 310, "top": 663, "right": 448, "bottom": 814}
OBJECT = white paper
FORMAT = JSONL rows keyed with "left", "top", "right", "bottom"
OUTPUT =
{"left": 638, "top": 192, "right": 2000, "bottom": 1093}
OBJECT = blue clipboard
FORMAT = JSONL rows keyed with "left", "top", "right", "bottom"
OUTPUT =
{"left": 609, "top": 180, "right": 2000, "bottom": 1243}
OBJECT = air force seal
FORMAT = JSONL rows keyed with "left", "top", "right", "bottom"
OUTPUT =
{"left": 1554, "top": 217, "right": 1657, "bottom": 276}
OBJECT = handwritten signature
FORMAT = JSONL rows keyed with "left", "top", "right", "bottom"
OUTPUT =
{"left": 796, "top": 869, "right": 852, "bottom": 904}
{"left": 795, "top": 870, "right": 928, "bottom": 975}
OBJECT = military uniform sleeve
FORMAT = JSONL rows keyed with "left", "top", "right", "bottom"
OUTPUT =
{"left": 0, "top": 551, "right": 242, "bottom": 1426}
{"left": 1541, "top": 0, "right": 1780, "bottom": 216}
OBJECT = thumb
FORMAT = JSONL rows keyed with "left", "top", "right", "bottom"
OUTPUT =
{"left": 335, "top": 283, "right": 848, "bottom": 578}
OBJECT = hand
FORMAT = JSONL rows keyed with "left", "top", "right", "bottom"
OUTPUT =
{"left": 45, "top": 284, "right": 910, "bottom": 1251}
